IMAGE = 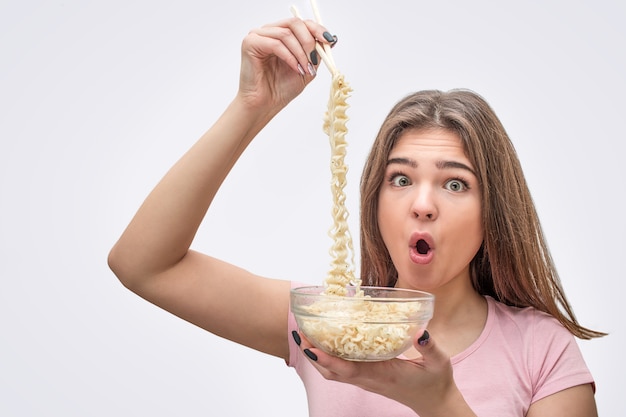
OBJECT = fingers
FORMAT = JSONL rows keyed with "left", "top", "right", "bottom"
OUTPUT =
{"left": 247, "top": 17, "right": 338, "bottom": 76}
{"left": 293, "top": 328, "right": 456, "bottom": 412}
{"left": 251, "top": 21, "right": 316, "bottom": 77}
{"left": 292, "top": 330, "right": 361, "bottom": 381}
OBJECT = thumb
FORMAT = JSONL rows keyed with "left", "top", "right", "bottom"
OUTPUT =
{"left": 416, "top": 329, "right": 431, "bottom": 347}
{"left": 414, "top": 330, "right": 449, "bottom": 367}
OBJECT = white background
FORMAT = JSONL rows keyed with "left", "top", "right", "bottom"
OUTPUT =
{"left": 1, "top": 0, "right": 623, "bottom": 415}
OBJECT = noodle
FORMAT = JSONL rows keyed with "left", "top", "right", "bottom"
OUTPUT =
{"left": 289, "top": 2, "right": 431, "bottom": 361}
{"left": 322, "top": 72, "right": 359, "bottom": 296}
{"left": 291, "top": 1, "right": 359, "bottom": 297}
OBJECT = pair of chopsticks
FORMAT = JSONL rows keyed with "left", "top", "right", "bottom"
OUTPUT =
{"left": 290, "top": 0, "right": 338, "bottom": 77}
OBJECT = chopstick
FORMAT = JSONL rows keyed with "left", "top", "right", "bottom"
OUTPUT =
{"left": 308, "top": 0, "right": 337, "bottom": 71}
{"left": 290, "top": 0, "right": 338, "bottom": 77}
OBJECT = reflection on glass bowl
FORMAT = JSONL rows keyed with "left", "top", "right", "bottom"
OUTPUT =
{"left": 291, "top": 285, "right": 435, "bottom": 362}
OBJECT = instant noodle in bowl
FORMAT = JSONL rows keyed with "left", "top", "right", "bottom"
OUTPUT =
{"left": 291, "top": 286, "right": 434, "bottom": 362}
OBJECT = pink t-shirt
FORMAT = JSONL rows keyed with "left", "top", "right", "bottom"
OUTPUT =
{"left": 287, "top": 287, "right": 594, "bottom": 416}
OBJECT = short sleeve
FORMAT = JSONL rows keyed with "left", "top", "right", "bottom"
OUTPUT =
{"left": 530, "top": 312, "right": 595, "bottom": 403}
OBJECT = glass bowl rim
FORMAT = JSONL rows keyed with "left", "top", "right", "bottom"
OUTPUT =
{"left": 290, "top": 285, "right": 435, "bottom": 302}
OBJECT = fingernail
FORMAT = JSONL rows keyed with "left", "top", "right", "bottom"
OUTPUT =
{"left": 418, "top": 330, "right": 430, "bottom": 346}
{"left": 310, "top": 50, "right": 318, "bottom": 66}
{"left": 307, "top": 62, "right": 316, "bottom": 76}
{"left": 292, "top": 330, "right": 301, "bottom": 346}
{"left": 322, "top": 31, "right": 336, "bottom": 43}
{"left": 297, "top": 63, "right": 306, "bottom": 76}
{"left": 330, "top": 35, "right": 338, "bottom": 48}
{"left": 304, "top": 349, "right": 318, "bottom": 361}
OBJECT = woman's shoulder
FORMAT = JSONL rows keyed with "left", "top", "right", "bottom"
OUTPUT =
{"left": 482, "top": 295, "right": 585, "bottom": 374}
{"left": 485, "top": 295, "right": 570, "bottom": 338}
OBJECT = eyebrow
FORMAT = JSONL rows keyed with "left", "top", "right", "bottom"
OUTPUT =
{"left": 436, "top": 160, "right": 476, "bottom": 176}
{"left": 387, "top": 157, "right": 476, "bottom": 176}
{"left": 387, "top": 157, "right": 418, "bottom": 168}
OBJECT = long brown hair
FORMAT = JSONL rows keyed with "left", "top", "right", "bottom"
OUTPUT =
{"left": 360, "top": 89, "right": 605, "bottom": 339}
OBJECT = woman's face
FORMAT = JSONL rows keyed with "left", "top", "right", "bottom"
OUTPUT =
{"left": 377, "top": 128, "right": 483, "bottom": 293}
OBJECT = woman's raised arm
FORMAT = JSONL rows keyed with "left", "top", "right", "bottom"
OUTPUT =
{"left": 107, "top": 17, "right": 336, "bottom": 360}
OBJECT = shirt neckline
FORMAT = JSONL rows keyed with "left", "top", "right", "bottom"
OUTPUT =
{"left": 450, "top": 295, "right": 495, "bottom": 365}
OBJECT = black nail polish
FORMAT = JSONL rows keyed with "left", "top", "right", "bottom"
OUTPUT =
{"left": 292, "top": 330, "right": 301, "bottom": 346}
{"left": 310, "top": 50, "right": 318, "bottom": 66}
{"left": 418, "top": 330, "right": 430, "bottom": 346}
{"left": 304, "top": 348, "right": 318, "bottom": 361}
{"left": 322, "top": 31, "right": 335, "bottom": 43}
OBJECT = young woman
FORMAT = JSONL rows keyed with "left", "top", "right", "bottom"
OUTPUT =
{"left": 108, "top": 17, "right": 603, "bottom": 416}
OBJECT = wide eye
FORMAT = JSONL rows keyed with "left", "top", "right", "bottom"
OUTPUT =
{"left": 444, "top": 178, "right": 468, "bottom": 192}
{"left": 390, "top": 174, "right": 411, "bottom": 187}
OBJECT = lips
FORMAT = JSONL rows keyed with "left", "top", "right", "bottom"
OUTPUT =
{"left": 409, "top": 233, "right": 434, "bottom": 264}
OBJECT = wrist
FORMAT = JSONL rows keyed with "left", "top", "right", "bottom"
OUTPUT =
{"left": 224, "top": 95, "right": 280, "bottom": 141}
{"left": 233, "top": 90, "right": 286, "bottom": 124}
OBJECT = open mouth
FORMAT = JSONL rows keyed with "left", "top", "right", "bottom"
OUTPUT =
{"left": 416, "top": 239, "right": 430, "bottom": 255}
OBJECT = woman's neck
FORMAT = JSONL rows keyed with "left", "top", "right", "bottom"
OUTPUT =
{"left": 425, "top": 279, "right": 488, "bottom": 358}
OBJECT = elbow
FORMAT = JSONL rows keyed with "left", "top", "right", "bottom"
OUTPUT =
{"left": 107, "top": 242, "right": 169, "bottom": 294}
{"left": 107, "top": 244, "right": 141, "bottom": 292}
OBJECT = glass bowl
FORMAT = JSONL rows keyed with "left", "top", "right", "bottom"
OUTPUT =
{"left": 291, "top": 285, "right": 434, "bottom": 362}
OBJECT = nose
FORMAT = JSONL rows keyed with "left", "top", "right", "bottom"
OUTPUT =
{"left": 411, "top": 186, "right": 438, "bottom": 221}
